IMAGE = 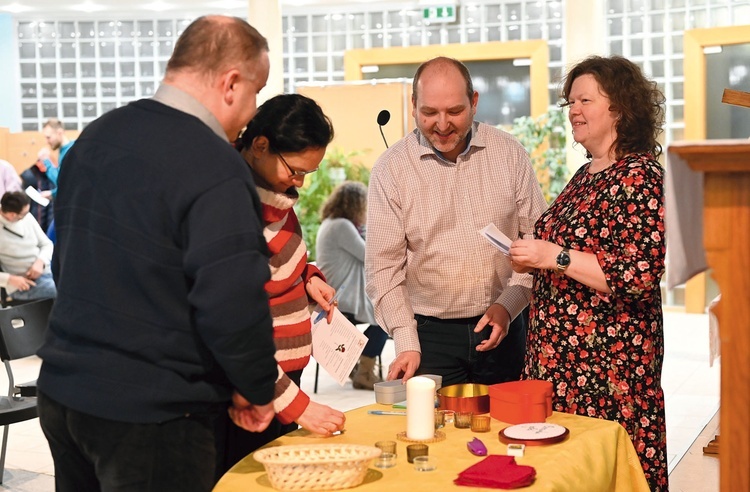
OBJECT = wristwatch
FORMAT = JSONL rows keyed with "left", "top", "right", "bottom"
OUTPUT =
{"left": 555, "top": 247, "right": 571, "bottom": 274}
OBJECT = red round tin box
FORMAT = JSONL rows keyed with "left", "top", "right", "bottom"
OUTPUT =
{"left": 488, "top": 380, "right": 553, "bottom": 424}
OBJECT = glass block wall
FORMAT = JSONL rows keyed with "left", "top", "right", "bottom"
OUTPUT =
{"left": 604, "top": 0, "right": 750, "bottom": 307}
{"left": 281, "top": 1, "right": 566, "bottom": 106}
{"left": 15, "top": 1, "right": 567, "bottom": 131}
{"left": 17, "top": 18, "right": 194, "bottom": 130}
{"left": 605, "top": 0, "right": 750, "bottom": 147}
{"left": 14, "top": 0, "right": 749, "bottom": 135}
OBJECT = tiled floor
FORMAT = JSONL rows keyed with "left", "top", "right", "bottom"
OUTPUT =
{"left": 0, "top": 310, "right": 720, "bottom": 491}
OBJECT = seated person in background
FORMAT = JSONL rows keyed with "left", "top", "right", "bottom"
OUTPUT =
{"left": 0, "top": 191, "right": 56, "bottom": 302}
{"left": 316, "top": 181, "right": 389, "bottom": 390}
{"left": 21, "top": 159, "right": 55, "bottom": 233}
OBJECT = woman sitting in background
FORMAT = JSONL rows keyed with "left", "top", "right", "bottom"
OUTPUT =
{"left": 316, "top": 181, "right": 389, "bottom": 390}
{"left": 218, "top": 94, "right": 346, "bottom": 474}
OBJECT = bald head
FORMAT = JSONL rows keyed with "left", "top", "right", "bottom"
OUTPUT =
{"left": 166, "top": 15, "right": 268, "bottom": 80}
{"left": 162, "top": 15, "right": 270, "bottom": 141}
{"left": 412, "top": 57, "right": 474, "bottom": 104}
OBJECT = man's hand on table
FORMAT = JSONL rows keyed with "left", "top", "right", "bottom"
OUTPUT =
{"left": 387, "top": 350, "right": 420, "bottom": 383}
{"left": 228, "top": 391, "right": 275, "bottom": 432}
{"left": 297, "top": 401, "right": 346, "bottom": 436}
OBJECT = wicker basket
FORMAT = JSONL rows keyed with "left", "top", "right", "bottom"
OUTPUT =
{"left": 253, "top": 444, "right": 382, "bottom": 491}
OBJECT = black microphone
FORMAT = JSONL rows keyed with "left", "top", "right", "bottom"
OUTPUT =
{"left": 377, "top": 109, "right": 390, "bottom": 148}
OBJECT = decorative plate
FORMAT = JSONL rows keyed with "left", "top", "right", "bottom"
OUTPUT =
{"left": 498, "top": 423, "right": 569, "bottom": 446}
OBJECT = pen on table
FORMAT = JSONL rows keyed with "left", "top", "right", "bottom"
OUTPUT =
{"left": 314, "top": 290, "right": 341, "bottom": 323}
{"left": 367, "top": 410, "right": 406, "bottom": 416}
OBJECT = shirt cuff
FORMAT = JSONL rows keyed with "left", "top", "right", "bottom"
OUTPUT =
{"left": 392, "top": 324, "right": 421, "bottom": 355}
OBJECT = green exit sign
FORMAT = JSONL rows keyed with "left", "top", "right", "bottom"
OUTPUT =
{"left": 423, "top": 6, "right": 456, "bottom": 23}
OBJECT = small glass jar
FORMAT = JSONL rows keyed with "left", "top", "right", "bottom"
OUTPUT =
{"left": 470, "top": 414, "right": 491, "bottom": 432}
{"left": 413, "top": 455, "right": 437, "bottom": 471}
{"left": 406, "top": 444, "right": 429, "bottom": 463}
{"left": 454, "top": 411, "right": 472, "bottom": 429}
{"left": 374, "top": 440, "right": 397, "bottom": 455}
{"left": 374, "top": 452, "right": 397, "bottom": 469}
{"left": 434, "top": 410, "right": 446, "bottom": 429}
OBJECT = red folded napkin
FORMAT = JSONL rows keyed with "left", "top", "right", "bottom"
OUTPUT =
{"left": 454, "top": 455, "right": 536, "bottom": 489}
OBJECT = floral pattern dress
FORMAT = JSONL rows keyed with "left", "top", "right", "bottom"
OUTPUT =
{"left": 524, "top": 153, "right": 668, "bottom": 491}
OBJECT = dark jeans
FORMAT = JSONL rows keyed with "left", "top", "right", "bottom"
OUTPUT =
{"left": 414, "top": 306, "right": 528, "bottom": 387}
{"left": 214, "top": 370, "right": 302, "bottom": 476}
{"left": 342, "top": 312, "right": 389, "bottom": 358}
{"left": 38, "top": 391, "right": 218, "bottom": 492}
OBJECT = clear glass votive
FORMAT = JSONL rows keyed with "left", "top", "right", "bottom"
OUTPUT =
{"left": 374, "top": 452, "right": 397, "bottom": 469}
{"left": 434, "top": 410, "right": 446, "bottom": 429}
{"left": 375, "top": 440, "right": 397, "bottom": 456}
{"left": 413, "top": 455, "right": 437, "bottom": 471}
{"left": 454, "top": 411, "right": 472, "bottom": 429}
{"left": 406, "top": 444, "right": 429, "bottom": 463}
{"left": 470, "top": 414, "right": 491, "bottom": 432}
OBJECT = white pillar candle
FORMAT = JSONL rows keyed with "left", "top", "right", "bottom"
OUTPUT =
{"left": 406, "top": 376, "right": 436, "bottom": 440}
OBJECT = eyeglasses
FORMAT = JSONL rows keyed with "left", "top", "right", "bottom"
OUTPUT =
{"left": 277, "top": 152, "right": 318, "bottom": 177}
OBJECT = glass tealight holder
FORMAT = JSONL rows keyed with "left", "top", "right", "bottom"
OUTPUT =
{"left": 406, "top": 444, "right": 428, "bottom": 463}
{"left": 375, "top": 440, "right": 397, "bottom": 456}
{"left": 454, "top": 411, "right": 472, "bottom": 429}
{"left": 434, "top": 410, "right": 446, "bottom": 429}
{"left": 413, "top": 455, "right": 437, "bottom": 471}
{"left": 374, "top": 452, "right": 397, "bottom": 469}
{"left": 470, "top": 414, "right": 491, "bottom": 432}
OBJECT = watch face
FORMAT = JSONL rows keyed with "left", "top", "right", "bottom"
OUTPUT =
{"left": 556, "top": 250, "right": 570, "bottom": 267}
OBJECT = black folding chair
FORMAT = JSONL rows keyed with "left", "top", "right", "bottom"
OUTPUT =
{"left": 0, "top": 298, "right": 54, "bottom": 483}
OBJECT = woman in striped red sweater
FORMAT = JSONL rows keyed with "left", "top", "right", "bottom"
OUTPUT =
{"left": 218, "top": 94, "right": 346, "bottom": 473}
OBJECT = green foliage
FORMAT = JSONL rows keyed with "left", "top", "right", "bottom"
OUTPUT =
{"left": 295, "top": 148, "right": 371, "bottom": 261}
{"left": 509, "top": 108, "right": 569, "bottom": 203}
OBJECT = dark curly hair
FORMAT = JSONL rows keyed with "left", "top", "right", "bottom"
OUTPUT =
{"left": 238, "top": 93, "right": 334, "bottom": 154}
{"left": 560, "top": 55, "right": 665, "bottom": 159}
{"left": 320, "top": 181, "right": 368, "bottom": 226}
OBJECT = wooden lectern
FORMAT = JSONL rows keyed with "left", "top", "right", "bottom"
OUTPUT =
{"left": 668, "top": 89, "right": 750, "bottom": 492}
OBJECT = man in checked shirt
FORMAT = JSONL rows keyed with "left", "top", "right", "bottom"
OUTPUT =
{"left": 365, "top": 57, "right": 547, "bottom": 386}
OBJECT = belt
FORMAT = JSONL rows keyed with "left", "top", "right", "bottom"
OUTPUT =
{"left": 414, "top": 314, "right": 483, "bottom": 325}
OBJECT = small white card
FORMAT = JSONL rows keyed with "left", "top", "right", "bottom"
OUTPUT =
{"left": 25, "top": 186, "right": 50, "bottom": 207}
{"left": 480, "top": 223, "right": 512, "bottom": 256}
{"left": 311, "top": 308, "right": 367, "bottom": 386}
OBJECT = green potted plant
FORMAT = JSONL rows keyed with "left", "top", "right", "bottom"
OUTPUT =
{"left": 509, "top": 108, "right": 569, "bottom": 203}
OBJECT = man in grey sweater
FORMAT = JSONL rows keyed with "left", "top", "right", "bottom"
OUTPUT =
{"left": 0, "top": 191, "right": 56, "bottom": 302}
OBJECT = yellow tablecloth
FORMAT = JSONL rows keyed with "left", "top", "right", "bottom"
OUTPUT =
{"left": 213, "top": 404, "right": 649, "bottom": 492}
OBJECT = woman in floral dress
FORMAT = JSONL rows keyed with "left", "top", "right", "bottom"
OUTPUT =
{"left": 509, "top": 56, "right": 668, "bottom": 491}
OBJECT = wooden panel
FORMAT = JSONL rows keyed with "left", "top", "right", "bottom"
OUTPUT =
{"left": 682, "top": 25, "right": 750, "bottom": 313}
{"left": 299, "top": 81, "right": 410, "bottom": 169}
{"left": 0, "top": 127, "right": 8, "bottom": 163}
{"left": 2, "top": 130, "right": 79, "bottom": 175}
{"left": 669, "top": 139, "right": 750, "bottom": 492}
{"left": 722, "top": 89, "right": 750, "bottom": 109}
{"left": 7, "top": 131, "right": 44, "bottom": 175}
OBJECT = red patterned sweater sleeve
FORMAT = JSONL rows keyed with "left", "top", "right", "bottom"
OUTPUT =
{"left": 257, "top": 185, "right": 326, "bottom": 424}
{"left": 303, "top": 262, "right": 324, "bottom": 286}
{"left": 595, "top": 154, "right": 666, "bottom": 302}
